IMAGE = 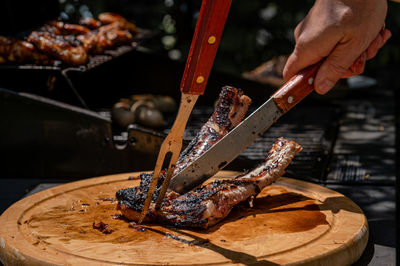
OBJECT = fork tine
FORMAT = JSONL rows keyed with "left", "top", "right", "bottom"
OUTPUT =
{"left": 137, "top": 94, "right": 199, "bottom": 224}
{"left": 155, "top": 150, "right": 181, "bottom": 209}
{"left": 137, "top": 145, "right": 167, "bottom": 224}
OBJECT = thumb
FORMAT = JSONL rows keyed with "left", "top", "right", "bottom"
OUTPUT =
{"left": 315, "top": 43, "right": 360, "bottom": 95}
{"left": 283, "top": 48, "right": 322, "bottom": 83}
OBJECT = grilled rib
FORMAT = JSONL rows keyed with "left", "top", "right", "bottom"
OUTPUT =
{"left": 47, "top": 20, "right": 91, "bottom": 35}
{"left": 117, "top": 138, "right": 302, "bottom": 228}
{"left": 116, "top": 86, "right": 268, "bottom": 228}
{"left": 0, "top": 13, "right": 137, "bottom": 66}
{"left": 79, "top": 17, "right": 102, "bottom": 30}
{"left": 117, "top": 86, "right": 251, "bottom": 208}
{"left": 77, "top": 22, "right": 133, "bottom": 54}
{"left": 116, "top": 86, "right": 251, "bottom": 221}
{"left": 98, "top": 12, "right": 138, "bottom": 33}
{"left": 28, "top": 31, "right": 88, "bottom": 66}
{"left": 0, "top": 36, "right": 53, "bottom": 65}
{"left": 174, "top": 86, "right": 252, "bottom": 175}
{"left": 0, "top": 36, "right": 13, "bottom": 56}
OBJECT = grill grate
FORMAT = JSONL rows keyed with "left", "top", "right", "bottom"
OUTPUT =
{"left": 0, "top": 31, "right": 154, "bottom": 109}
{"left": 65, "top": 42, "right": 141, "bottom": 72}
{"left": 326, "top": 96, "right": 396, "bottom": 185}
{"left": 0, "top": 30, "right": 152, "bottom": 73}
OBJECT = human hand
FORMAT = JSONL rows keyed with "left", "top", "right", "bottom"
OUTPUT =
{"left": 282, "top": 0, "right": 391, "bottom": 95}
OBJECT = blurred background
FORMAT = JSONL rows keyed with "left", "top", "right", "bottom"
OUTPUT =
{"left": 52, "top": 0, "right": 400, "bottom": 78}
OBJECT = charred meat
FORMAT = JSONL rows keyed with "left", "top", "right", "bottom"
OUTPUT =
{"left": 28, "top": 31, "right": 88, "bottom": 66}
{"left": 47, "top": 20, "right": 91, "bottom": 35}
{"left": 98, "top": 12, "right": 138, "bottom": 33}
{"left": 0, "top": 13, "right": 137, "bottom": 66}
{"left": 116, "top": 87, "right": 302, "bottom": 229}
{"left": 79, "top": 17, "right": 102, "bottom": 30}
{"left": 117, "top": 138, "right": 302, "bottom": 228}
{"left": 116, "top": 86, "right": 252, "bottom": 224}
{"left": 174, "top": 86, "right": 252, "bottom": 175}
{"left": 0, "top": 36, "right": 53, "bottom": 65}
{"left": 77, "top": 22, "right": 133, "bottom": 54}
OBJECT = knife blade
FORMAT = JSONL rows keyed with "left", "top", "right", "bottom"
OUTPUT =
{"left": 169, "top": 63, "right": 321, "bottom": 194}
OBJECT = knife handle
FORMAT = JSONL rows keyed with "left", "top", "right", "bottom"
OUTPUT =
{"left": 272, "top": 62, "right": 322, "bottom": 113}
{"left": 180, "top": 0, "right": 232, "bottom": 95}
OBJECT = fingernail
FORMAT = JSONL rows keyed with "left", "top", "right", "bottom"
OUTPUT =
{"left": 316, "top": 80, "right": 335, "bottom": 95}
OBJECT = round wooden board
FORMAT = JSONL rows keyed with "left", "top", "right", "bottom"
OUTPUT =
{"left": 0, "top": 171, "right": 368, "bottom": 266}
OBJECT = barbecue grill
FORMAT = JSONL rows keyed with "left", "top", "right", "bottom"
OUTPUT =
{"left": 0, "top": 1, "right": 397, "bottom": 264}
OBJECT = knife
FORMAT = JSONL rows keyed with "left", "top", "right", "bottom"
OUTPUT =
{"left": 169, "top": 62, "right": 322, "bottom": 194}
{"left": 138, "top": 0, "right": 232, "bottom": 223}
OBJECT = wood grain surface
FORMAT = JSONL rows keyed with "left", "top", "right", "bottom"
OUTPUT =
{"left": 0, "top": 171, "right": 368, "bottom": 265}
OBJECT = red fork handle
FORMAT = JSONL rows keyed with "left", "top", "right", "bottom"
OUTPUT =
{"left": 180, "top": 0, "right": 232, "bottom": 95}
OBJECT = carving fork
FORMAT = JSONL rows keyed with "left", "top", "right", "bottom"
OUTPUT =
{"left": 138, "top": 0, "right": 232, "bottom": 223}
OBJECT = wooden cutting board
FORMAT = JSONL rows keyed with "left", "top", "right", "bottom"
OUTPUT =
{"left": 0, "top": 171, "right": 368, "bottom": 265}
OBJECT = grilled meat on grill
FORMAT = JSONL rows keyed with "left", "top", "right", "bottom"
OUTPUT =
{"left": 38, "top": 25, "right": 62, "bottom": 35}
{"left": 28, "top": 31, "right": 88, "bottom": 66}
{"left": 79, "top": 17, "right": 102, "bottom": 30}
{"left": 0, "top": 36, "right": 53, "bottom": 65}
{"left": 117, "top": 138, "right": 302, "bottom": 228}
{"left": 7, "top": 40, "right": 52, "bottom": 64}
{"left": 98, "top": 12, "right": 138, "bottom": 33}
{"left": 0, "top": 36, "right": 12, "bottom": 55}
{"left": 77, "top": 22, "right": 133, "bottom": 54}
{"left": 0, "top": 13, "right": 137, "bottom": 66}
{"left": 47, "top": 20, "right": 90, "bottom": 35}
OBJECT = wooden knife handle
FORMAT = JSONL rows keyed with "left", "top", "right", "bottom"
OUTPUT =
{"left": 180, "top": 0, "right": 232, "bottom": 95}
{"left": 272, "top": 62, "right": 321, "bottom": 113}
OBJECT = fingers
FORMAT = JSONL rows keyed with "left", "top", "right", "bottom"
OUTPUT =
{"left": 314, "top": 41, "right": 360, "bottom": 95}
{"left": 366, "top": 29, "right": 391, "bottom": 60}
{"left": 343, "top": 52, "right": 367, "bottom": 78}
{"left": 286, "top": 28, "right": 390, "bottom": 95}
{"left": 380, "top": 29, "right": 392, "bottom": 48}
{"left": 366, "top": 33, "right": 383, "bottom": 60}
{"left": 282, "top": 53, "right": 298, "bottom": 82}
{"left": 342, "top": 28, "right": 391, "bottom": 79}
{"left": 283, "top": 20, "right": 340, "bottom": 82}
{"left": 283, "top": 48, "right": 323, "bottom": 83}
{"left": 343, "top": 28, "right": 391, "bottom": 78}
{"left": 315, "top": 27, "right": 391, "bottom": 94}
